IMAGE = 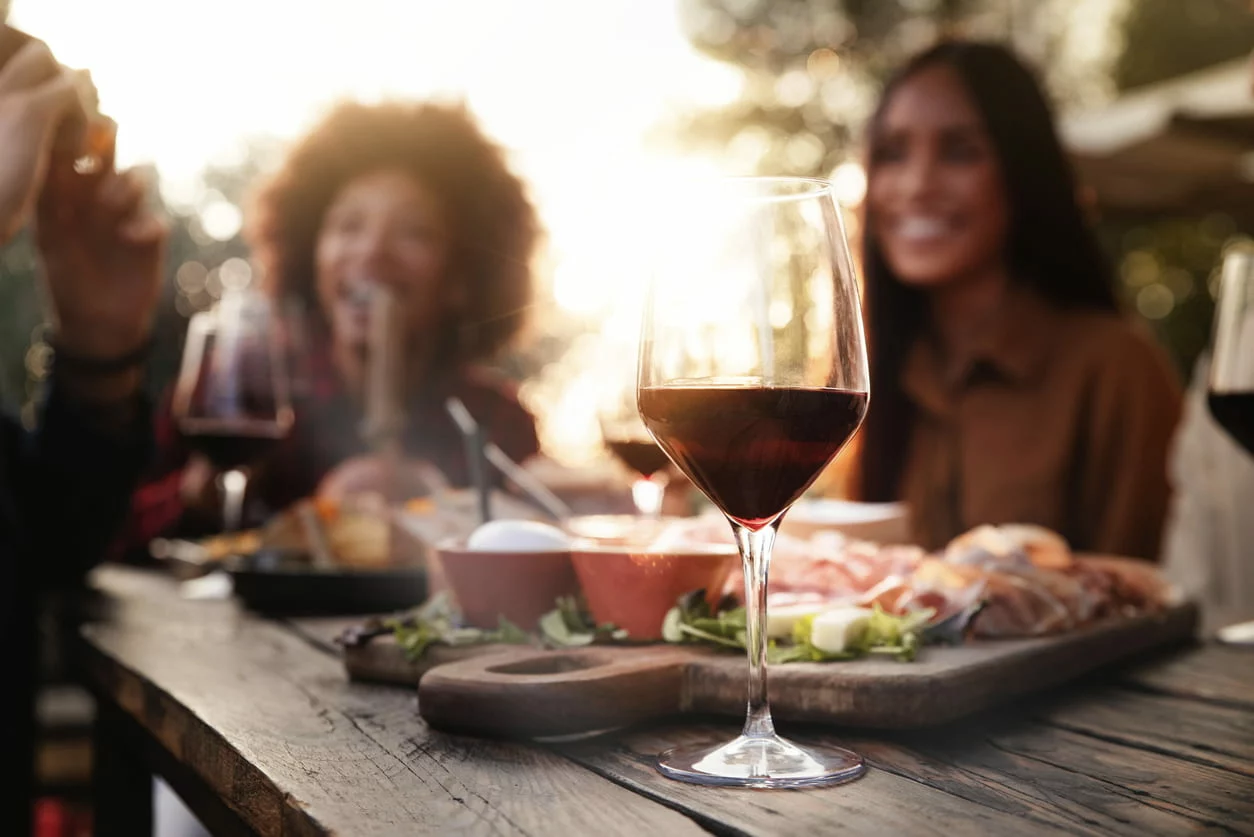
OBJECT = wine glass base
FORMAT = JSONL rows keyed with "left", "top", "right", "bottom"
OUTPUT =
{"left": 656, "top": 733, "right": 865, "bottom": 789}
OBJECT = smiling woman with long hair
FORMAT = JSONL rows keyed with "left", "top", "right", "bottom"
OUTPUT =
{"left": 852, "top": 41, "right": 1183, "bottom": 560}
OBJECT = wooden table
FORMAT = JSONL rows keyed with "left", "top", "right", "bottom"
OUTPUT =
{"left": 75, "top": 566, "right": 1254, "bottom": 836}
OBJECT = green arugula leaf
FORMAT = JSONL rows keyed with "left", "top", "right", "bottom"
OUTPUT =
{"left": 676, "top": 623, "right": 744, "bottom": 649}
{"left": 537, "top": 594, "right": 630, "bottom": 647}
{"left": 664, "top": 595, "right": 933, "bottom": 664}
{"left": 538, "top": 609, "right": 595, "bottom": 647}
{"left": 389, "top": 588, "right": 934, "bottom": 665}
{"left": 386, "top": 593, "right": 532, "bottom": 661}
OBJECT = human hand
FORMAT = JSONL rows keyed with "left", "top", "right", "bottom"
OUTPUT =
{"left": 36, "top": 141, "right": 168, "bottom": 359}
{"left": 0, "top": 34, "right": 89, "bottom": 242}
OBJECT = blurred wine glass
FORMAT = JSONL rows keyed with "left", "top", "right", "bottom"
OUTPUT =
{"left": 1208, "top": 247, "right": 1254, "bottom": 457}
{"left": 598, "top": 385, "right": 671, "bottom": 517}
{"left": 172, "top": 288, "right": 294, "bottom": 531}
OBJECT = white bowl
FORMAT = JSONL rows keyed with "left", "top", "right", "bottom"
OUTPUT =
{"left": 779, "top": 499, "right": 911, "bottom": 545}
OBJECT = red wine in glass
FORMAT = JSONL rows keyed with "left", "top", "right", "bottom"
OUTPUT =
{"left": 1207, "top": 393, "right": 1254, "bottom": 456}
{"left": 180, "top": 418, "right": 289, "bottom": 472}
{"left": 638, "top": 385, "right": 868, "bottom": 529}
{"left": 599, "top": 387, "right": 672, "bottom": 517}
{"left": 178, "top": 329, "right": 291, "bottom": 466}
{"left": 1207, "top": 249, "right": 1254, "bottom": 457}
{"left": 173, "top": 292, "right": 293, "bottom": 531}
{"left": 605, "top": 437, "right": 671, "bottom": 479}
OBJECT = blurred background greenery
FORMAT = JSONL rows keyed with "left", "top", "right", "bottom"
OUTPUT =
{"left": 2, "top": 0, "right": 1251, "bottom": 459}
{"left": 666, "top": 0, "right": 1254, "bottom": 376}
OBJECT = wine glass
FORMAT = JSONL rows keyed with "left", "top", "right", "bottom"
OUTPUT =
{"left": 172, "top": 288, "right": 295, "bottom": 531}
{"left": 637, "top": 176, "right": 869, "bottom": 788}
{"left": 1208, "top": 247, "right": 1254, "bottom": 456}
{"left": 598, "top": 385, "right": 671, "bottom": 517}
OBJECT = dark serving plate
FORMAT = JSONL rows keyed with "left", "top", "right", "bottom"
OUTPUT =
{"left": 226, "top": 549, "right": 428, "bottom": 616}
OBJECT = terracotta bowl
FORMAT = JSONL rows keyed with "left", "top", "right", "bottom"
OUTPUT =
{"left": 436, "top": 540, "right": 580, "bottom": 630}
{"left": 570, "top": 543, "right": 739, "bottom": 640}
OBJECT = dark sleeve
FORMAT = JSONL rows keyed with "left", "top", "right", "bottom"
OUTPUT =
{"left": 3, "top": 379, "right": 153, "bottom": 591}
{"left": 106, "top": 386, "right": 194, "bottom": 562}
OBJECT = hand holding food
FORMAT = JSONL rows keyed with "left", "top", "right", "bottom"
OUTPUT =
{"left": 0, "top": 30, "right": 87, "bottom": 241}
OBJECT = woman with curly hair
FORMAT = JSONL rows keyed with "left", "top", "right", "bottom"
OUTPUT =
{"left": 116, "top": 100, "right": 543, "bottom": 547}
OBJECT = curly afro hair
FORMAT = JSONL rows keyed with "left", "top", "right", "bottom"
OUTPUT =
{"left": 246, "top": 100, "right": 540, "bottom": 363}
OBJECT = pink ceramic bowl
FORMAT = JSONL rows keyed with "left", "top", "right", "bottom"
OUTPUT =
{"left": 436, "top": 540, "right": 579, "bottom": 630}
{"left": 570, "top": 544, "right": 739, "bottom": 640}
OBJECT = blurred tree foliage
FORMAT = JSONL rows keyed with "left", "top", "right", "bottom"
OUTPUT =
{"left": 670, "top": 0, "right": 1254, "bottom": 376}
{"left": 1114, "top": 0, "right": 1254, "bottom": 91}
{"left": 1102, "top": 0, "right": 1254, "bottom": 376}
{"left": 667, "top": 0, "right": 988, "bottom": 179}
{"left": 1093, "top": 213, "right": 1240, "bottom": 376}
{"left": 0, "top": 230, "right": 45, "bottom": 411}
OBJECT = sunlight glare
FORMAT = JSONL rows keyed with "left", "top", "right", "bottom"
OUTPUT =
{"left": 11, "top": 0, "right": 752, "bottom": 465}
{"left": 830, "top": 161, "right": 867, "bottom": 206}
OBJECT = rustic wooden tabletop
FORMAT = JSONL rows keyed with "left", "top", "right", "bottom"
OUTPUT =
{"left": 76, "top": 566, "right": 1254, "bottom": 836}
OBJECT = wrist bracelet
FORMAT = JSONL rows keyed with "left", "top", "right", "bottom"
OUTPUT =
{"left": 50, "top": 335, "right": 155, "bottom": 375}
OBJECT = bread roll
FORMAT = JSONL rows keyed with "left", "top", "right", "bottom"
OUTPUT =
{"left": 997, "top": 524, "right": 1072, "bottom": 570}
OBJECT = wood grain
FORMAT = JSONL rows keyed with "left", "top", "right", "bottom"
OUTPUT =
{"left": 1032, "top": 688, "right": 1254, "bottom": 779}
{"left": 620, "top": 700, "right": 1254, "bottom": 837}
{"left": 1116, "top": 643, "right": 1254, "bottom": 710}
{"left": 558, "top": 722, "right": 1057, "bottom": 837}
{"left": 821, "top": 713, "right": 1254, "bottom": 836}
{"left": 81, "top": 567, "right": 1251, "bottom": 837}
{"left": 79, "top": 567, "right": 708, "bottom": 837}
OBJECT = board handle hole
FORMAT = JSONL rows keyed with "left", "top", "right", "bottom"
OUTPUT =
{"left": 488, "top": 653, "right": 605, "bottom": 675}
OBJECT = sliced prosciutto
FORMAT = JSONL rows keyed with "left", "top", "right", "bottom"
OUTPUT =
{"left": 635, "top": 516, "right": 1172, "bottom": 640}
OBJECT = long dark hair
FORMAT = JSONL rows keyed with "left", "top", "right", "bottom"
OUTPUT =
{"left": 854, "top": 41, "right": 1119, "bottom": 502}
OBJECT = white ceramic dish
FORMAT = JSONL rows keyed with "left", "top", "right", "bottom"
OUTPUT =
{"left": 779, "top": 499, "right": 911, "bottom": 544}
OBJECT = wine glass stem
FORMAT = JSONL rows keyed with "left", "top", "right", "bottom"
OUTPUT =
{"left": 219, "top": 469, "right": 249, "bottom": 533}
{"left": 631, "top": 477, "right": 666, "bottom": 518}
{"left": 732, "top": 519, "right": 779, "bottom": 740}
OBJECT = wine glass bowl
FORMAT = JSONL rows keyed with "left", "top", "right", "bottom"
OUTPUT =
{"left": 598, "top": 388, "right": 671, "bottom": 518}
{"left": 636, "top": 385, "right": 867, "bottom": 530}
{"left": 636, "top": 176, "right": 869, "bottom": 788}
{"left": 172, "top": 289, "right": 294, "bottom": 531}
{"left": 1208, "top": 247, "right": 1254, "bottom": 456}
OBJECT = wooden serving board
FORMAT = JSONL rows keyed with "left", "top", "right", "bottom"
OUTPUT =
{"left": 341, "top": 602, "right": 1199, "bottom": 738}
{"left": 342, "top": 638, "right": 529, "bottom": 685}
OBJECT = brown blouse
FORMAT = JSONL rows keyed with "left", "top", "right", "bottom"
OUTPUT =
{"left": 898, "top": 290, "right": 1183, "bottom": 560}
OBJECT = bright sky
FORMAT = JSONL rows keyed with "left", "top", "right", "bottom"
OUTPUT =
{"left": 12, "top": 0, "right": 745, "bottom": 315}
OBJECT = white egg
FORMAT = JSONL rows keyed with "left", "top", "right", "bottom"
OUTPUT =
{"left": 466, "top": 519, "right": 572, "bottom": 552}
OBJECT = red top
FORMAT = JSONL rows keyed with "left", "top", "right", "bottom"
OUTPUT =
{"left": 112, "top": 349, "right": 540, "bottom": 560}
